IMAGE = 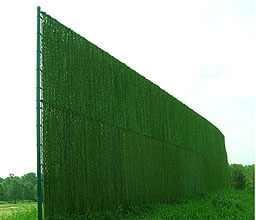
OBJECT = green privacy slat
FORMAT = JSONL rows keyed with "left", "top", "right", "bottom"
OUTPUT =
{"left": 40, "top": 11, "right": 230, "bottom": 219}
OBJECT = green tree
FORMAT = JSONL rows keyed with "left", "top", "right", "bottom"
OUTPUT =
{"left": 1, "top": 180, "right": 9, "bottom": 201}
{"left": 24, "top": 181, "right": 36, "bottom": 201}
{"left": 229, "top": 164, "right": 246, "bottom": 190}
{"left": 9, "top": 179, "right": 23, "bottom": 203}
{"left": 0, "top": 173, "right": 38, "bottom": 202}
{"left": 20, "top": 172, "right": 37, "bottom": 201}
{"left": 2, "top": 174, "right": 16, "bottom": 201}
{"left": 244, "top": 165, "right": 255, "bottom": 189}
{"left": 21, "top": 173, "right": 37, "bottom": 185}
{"left": 0, "top": 183, "right": 5, "bottom": 200}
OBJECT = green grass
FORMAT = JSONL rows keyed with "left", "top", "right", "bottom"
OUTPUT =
{"left": 1, "top": 189, "right": 254, "bottom": 220}
{"left": 0, "top": 201, "right": 37, "bottom": 219}
{"left": 0, "top": 201, "right": 36, "bottom": 208}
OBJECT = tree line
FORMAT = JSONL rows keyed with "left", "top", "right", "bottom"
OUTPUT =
{"left": 0, "top": 173, "right": 37, "bottom": 203}
{"left": 229, "top": 164, "right": 254, "bottom": 190}
{"left": 0, "top": 164, "right": 254, "bottom": 203}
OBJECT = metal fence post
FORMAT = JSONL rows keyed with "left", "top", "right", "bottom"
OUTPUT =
{"left": 37, "top": 6, "right": 43, "bottom": 220}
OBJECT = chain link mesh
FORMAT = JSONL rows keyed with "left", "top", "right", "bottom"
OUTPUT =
{"left": 41, "top": 11, "right": 230, "bottom": 219}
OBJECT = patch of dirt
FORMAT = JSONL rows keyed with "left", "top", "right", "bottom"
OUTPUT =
{"left": 0, "top": 206, "right": 19, "bottom": 210}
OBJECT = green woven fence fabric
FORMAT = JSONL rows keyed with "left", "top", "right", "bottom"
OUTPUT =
{"left": 41, "top": 12, "right": 230, "bottom": 218}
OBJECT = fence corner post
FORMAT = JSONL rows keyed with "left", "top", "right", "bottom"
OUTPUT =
{"left": 37, "top": 5, "right": 43, "bottom": 220}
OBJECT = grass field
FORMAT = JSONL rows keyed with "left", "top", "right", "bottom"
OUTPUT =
{"left": 0, "top": 201, "right": 37, "bottom": 219}
{"left": 0, "top": 189, "right": 254, "bottom": 220}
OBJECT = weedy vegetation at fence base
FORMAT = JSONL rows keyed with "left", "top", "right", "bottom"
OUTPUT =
{"left": 1, "top": 189, "right": 254, "bottom": 220}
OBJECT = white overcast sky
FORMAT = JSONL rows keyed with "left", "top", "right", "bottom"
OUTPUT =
{"left": 0, "top": 0, "right": 255, "bottom": 178}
